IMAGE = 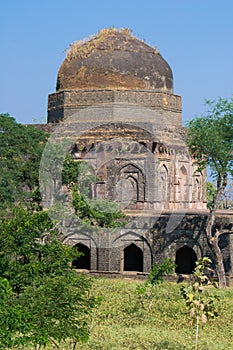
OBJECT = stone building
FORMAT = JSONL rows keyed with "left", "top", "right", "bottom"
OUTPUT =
{"left": 44, "top": 28, "right": 233, "bottom": 282}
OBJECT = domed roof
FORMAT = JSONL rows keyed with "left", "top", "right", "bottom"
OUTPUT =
{"left": 56, "top": 28, "right": 173, "bottom": 92}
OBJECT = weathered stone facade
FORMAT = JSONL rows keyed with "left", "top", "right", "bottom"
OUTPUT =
{"left": 48, "top": 89, "right": 182, "bottom": 126}
{"left": 44, "top": 28, "right": 233, "bottom": 283}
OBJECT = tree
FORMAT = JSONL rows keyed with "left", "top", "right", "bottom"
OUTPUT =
{"left": 206, "top": 181, "right": 217, "bottom": 209}
{"left": 207, "top": 180, "right": 233, "bottom": 210}
{"left": 16, "top": 273, "right": 95, "bottom": 349}
{"left": 181, "top": 257, "right": 219, "bottom": 350}
{"left": 0, "top": 209, "right": 95, "bottom": 348}
{"left": 0, "top": 113, "right": 48, "bottom": 211}
{"left": 62, "top": 156, "right": 125, "bottom": 228}
{"left": 0, "top": 277, "right": 31, "bottom": 349}
{"left": 0, "top": 208, "right": 80, "bottom": 293}
{"left": 0, "top": 274, "right": 95, "bottom": 350}
{"left": 218, "top": 180, "right": 233, "bottom": 209}
{"left": 186, "top": 97, "right": 233, "bottom": 287}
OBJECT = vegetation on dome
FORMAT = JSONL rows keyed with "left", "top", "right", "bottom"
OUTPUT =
{"left": 65, "top": 28, "right": 158, "bottom": 61}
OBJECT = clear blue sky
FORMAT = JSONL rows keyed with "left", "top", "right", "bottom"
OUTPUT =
{"left": 1, "top": 0, "right": 233, "bottom": 125}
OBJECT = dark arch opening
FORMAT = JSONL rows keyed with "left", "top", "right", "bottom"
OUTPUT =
{"left": 175, "top": 246, "right": 197, "bottom": 274}
{"left": 124, "top": 243, "right": 143, "bottom": 272}
{"left": 72, "top": 243, "right": 90, "bottom": 270}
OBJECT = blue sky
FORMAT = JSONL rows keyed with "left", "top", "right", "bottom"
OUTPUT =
{"left": 1, "top": 0, "right": 233, "bottom": 125}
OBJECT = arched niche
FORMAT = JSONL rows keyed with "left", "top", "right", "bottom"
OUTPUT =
{"left": 118, "top": 163, "right": 145, "bottom": 202}
{"left": 192, "top": 174, "right": 203, "bottom": 203}
{"left": 175, "top": 246, "right": 197, "bottom": 274}
{"left": 159, "top": 164, "right": 169, "bottom": 203}
{"left": 193, "top": 178, "right": 200, "bottom": 201}
{"left": 72, "top": 243, "right": 91, "bottom": 270}
{"left": 123, "top": 243, "right": 143, "bottom": 272}
{"left": 178, "top": 164, "right": 190, "bottom": 202}
{"left": 96, "top": 161, "right": 146, "bottom": 203}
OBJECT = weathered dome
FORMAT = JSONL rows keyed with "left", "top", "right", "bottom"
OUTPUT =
{"left": 56, "top": 28, "right": 173, "bottom": 92}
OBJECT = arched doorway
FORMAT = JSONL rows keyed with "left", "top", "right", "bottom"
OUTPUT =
{"left": 175, "top": 246, "right": 197, "bottom": 274}
{"left": 124, "top": 243, "right": 143, "bottom": 272}
{"left": 72, "top": 243, "right": 90, "bottom": 270}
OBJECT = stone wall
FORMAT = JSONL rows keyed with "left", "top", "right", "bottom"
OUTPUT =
{"left": 44, "top": 86, "right": 233, "bottom": 283}
{"left": 62, "top": 211, "right": 233, "bottom": 282}
{"left": 48, "top": 89, "right": 182, "bottom": 126}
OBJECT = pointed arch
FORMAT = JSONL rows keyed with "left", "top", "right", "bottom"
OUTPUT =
{"left": 159, "top": 164, "right": 169, "bottom": 203}
{"left": 127, "top": 175, "right": 139, "bottom": 200}
{"left": 175, "top": 246, "right": 197, "bottom": 274}
{"left": 118, "top": 163, "right": 145, "bottom": 202}
{"left": 192, "top": 174, "right": 203, "bottom": 203}
{"left": 72, "top": 243, "right": 90, "bottom": 270}
{"left": 178, "top": 165, "right": 189, "bottom": 202}
{"left": 193, "top": 177, "right": 200, "bottom": 201}
{"left": 123, "top": 243, "right": 143, "bottom": 272}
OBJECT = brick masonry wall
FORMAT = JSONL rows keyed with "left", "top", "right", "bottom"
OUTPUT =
{"left": 48, "top": 89, "right": 182, "bottom": 126}
{"left": 63, "top": 212, "right": 233, "bottom": 280}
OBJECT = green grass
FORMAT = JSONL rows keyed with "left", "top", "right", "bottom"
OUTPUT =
{"left": 77, "top": 277, "right": 233, "bottom": 350}
{"left": 14, "top": 277, "right": 233, "bottom": 349}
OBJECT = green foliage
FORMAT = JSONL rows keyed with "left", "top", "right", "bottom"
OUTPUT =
{"left": 181, "top": 257, "right": 219, "bottom": 350}
{"left": 218, "top": 180, "right": 233, "bottom": 209}
{"left": 0, "top": 277, "right": 34, "bottom": 349}
{"left": 206, "top": 181, "right": 217, "bottom": 209}
{"left": 72, "top": 189, "right": 125, "bottom": 227}
{"left": 148, "top": 258, "right": 176, "bottom": 285}
{"left": 0, "top": 115, "right": 125, "bottom": 348}
{"left": 0, "top": 209, "right": 95, "bottom": 349}
{"left": 136, "top": 258, "right": 176, "bottom": 313}
{"left": 181, "top": 257, "right": 218, "bottom": 324}
{"left": 17, "top": 273, "right": 95, "bottom": 349}
{"left": 0, "top": 209, "right": 77, "bottom": 294}
{"left": 62, "top": 157, "right": 96, "bottom": 197}
{"left": 0, "top": 113, "right": 48, "bottom": 210}
{"left": 186, "top": 97, "right": 233, "bottom": 287}
{"left": 62, "top": 156, "right": 126, "bottom": 228}
{"left": 0, "top": 274, "right": 95, "bottom": 349}
{"left": 186, "top": 97, "right": 233, "bottom": 184}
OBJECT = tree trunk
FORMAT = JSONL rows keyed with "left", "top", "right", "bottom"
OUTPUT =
{"left": 206, "top": 207, "right": 227, "bottom": 288}
{"left": 207, "top": 232, "right": 227, "bottom": 288}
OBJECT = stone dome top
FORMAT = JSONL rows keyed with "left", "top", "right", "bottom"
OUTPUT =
{"left": 56, "top": 28, "right": 174, "bottom": 92}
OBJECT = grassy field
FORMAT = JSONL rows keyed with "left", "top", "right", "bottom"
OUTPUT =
{"left": 77, "top": 277, "right": 233, "bottom": 350}
{"left": 14, "top": 276, "right": 233, "bottom": 350}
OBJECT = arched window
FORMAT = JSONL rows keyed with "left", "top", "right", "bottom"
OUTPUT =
{"left": 72, "top": 243, "right": 90, "bottom": 270}
{"left": 175, "top": 246, "right": 197, "bottom": 274}
{"left": 124, "top": 243, "right": 143, "bottom": 272}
